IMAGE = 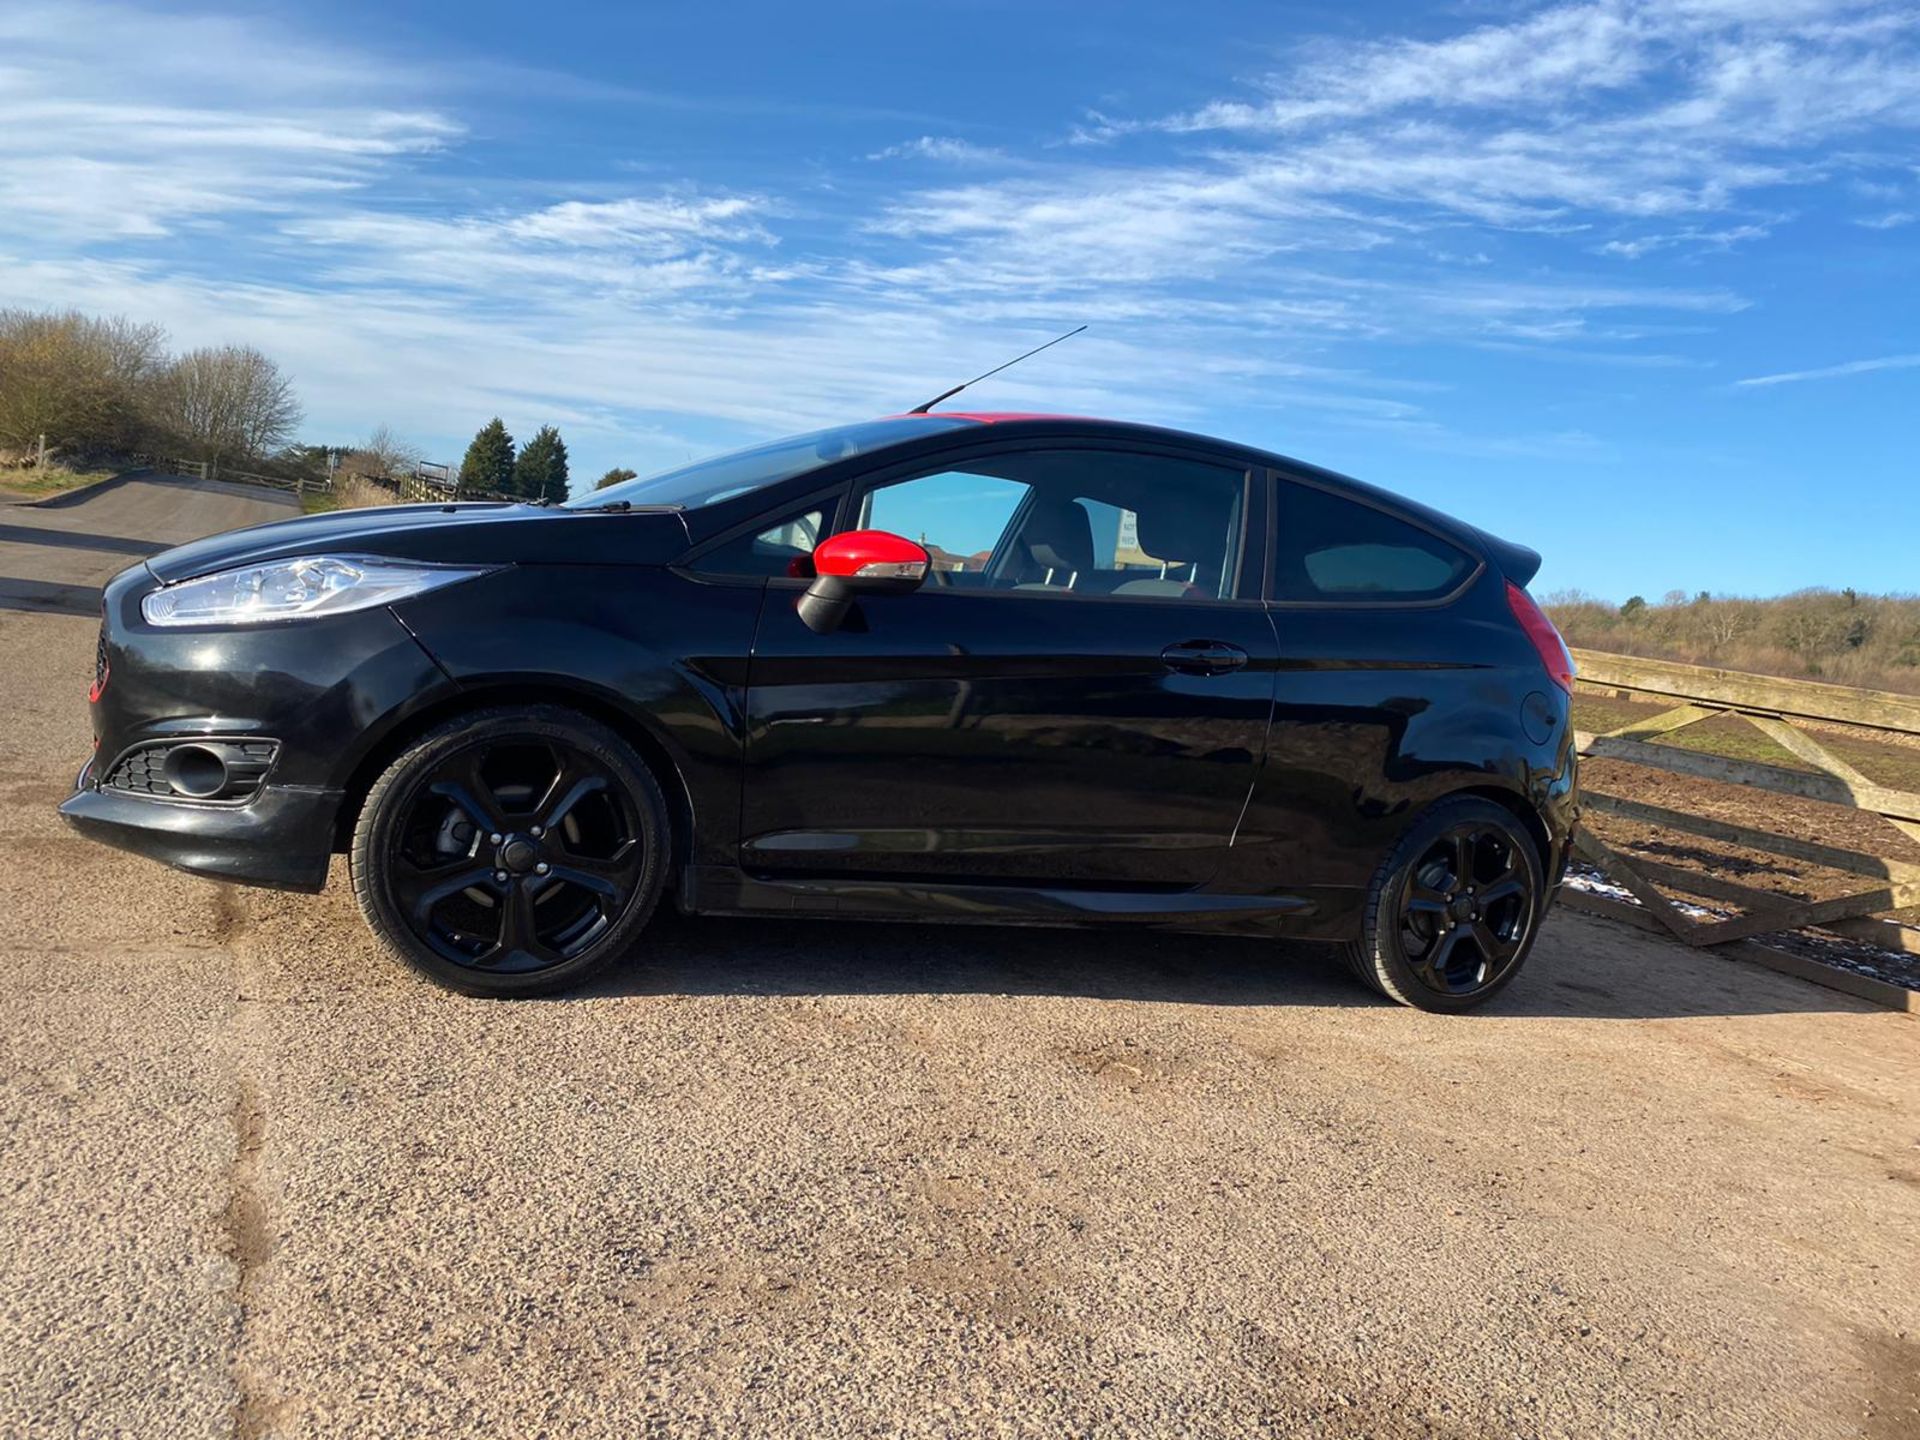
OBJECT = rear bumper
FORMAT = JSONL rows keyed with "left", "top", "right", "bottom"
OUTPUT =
{"left": 59, "top": 771, "right": 341, "bottom": 892}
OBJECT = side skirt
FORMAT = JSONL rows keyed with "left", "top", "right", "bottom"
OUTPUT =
{"left": 678, "top": 865, "right": 1350, "bottom": 935}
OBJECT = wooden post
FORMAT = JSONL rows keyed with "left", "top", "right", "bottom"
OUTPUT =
{"left": 35, "top": 433, "right": 46, "bottom": 470}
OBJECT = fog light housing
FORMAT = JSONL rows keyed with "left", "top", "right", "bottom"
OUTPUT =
{"left": 102, "top": 739, "right": 280, "bottom": 802}
{"left": 162, "top": 744, "right": 230, "bottom": 798}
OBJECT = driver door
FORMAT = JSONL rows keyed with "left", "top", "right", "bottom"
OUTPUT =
{"left": 736, "top": 441, "right": 1278, "bottom": 890}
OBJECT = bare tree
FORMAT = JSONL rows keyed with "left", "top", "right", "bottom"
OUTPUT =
{"left": 1702, "top": 599, "right": 1758, "bottom": 649}
{"left": 156, "top": 345, "right": 303, "bottom": 464}
{"left": 91, "top": 315, "right": 169, "bottom": 449}
{"left": 1546, "top": 585, "right": 1920, "bottom": 695}
{"left": 0, "top": 309, "right": 167, "bottom": 456}
{"left": 360, "top": 424, "right": 423, "bottom": 478}
{"left": 1773, "top": 596, "right": 1849, "bottom": 666}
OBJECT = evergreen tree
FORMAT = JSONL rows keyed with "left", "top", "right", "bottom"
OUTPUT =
{"left": 458, "top": 417, "right": 515, "bottom": 496}
{"left": 513, "top": 424, "right": 570, "bottom": 502}
{"left": 596, "top": 467, "right": 638, "bottom": 491}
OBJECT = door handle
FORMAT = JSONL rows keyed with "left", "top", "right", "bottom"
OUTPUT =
{"left": 1160, "top": 640, "right": 1250, "bottom": 675}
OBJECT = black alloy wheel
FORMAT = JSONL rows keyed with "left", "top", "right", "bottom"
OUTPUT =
{"left": 1343, "top": 795, "right": 1545, "bottom": 1012}
{"left": 352, "top": 706, "right": 668, "bottom": 996}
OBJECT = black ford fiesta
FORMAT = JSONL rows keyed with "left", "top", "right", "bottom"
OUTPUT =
{"left": 63, "top": 413, "right": 1577, "bottom": 1010}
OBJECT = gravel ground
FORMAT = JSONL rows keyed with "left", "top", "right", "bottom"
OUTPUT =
{"left": 3, "top": 482, "right": 1919, "bottom": 1439}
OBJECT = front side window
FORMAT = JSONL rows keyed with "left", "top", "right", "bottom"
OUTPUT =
{"left": 695, "top": 505, "right": 827, "bottom": 577}
{"left": 1274, "top": 482, "right": 1476, "bottom": 603}
{"left": 860, "top": 471, "right": 1029, "bottom": 576}
{"left": 849, "top": 449, "right": 1249, "bottom": 603}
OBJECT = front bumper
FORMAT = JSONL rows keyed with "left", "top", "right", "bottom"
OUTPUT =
{"left": 59, "top": 772, "right": 343, "bottom": 892}
{"left": 62, "top": 558, "right": 458, "bottom": 892}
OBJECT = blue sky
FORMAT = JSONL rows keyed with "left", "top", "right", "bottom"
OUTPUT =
{"left": 2, "top": 0, "right": 1916, "bottom": 599}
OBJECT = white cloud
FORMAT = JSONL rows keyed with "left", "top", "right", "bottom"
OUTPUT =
{"left": 1162, "top": 2, "right": 1664, "bottom": 134}
{"left": 853, "top": 0, "right": 1915, "bottom": 387}
{"left": 1115, "top": 0, "right": 1920, "bottom": 232}
{"left": 0, "top": 5, "right": 457, "bottom": 239}
{"left": 1598, "top": 222, "right": 1775, "bottom": 257}
{"left": 285, "top": 195, "right": 782, "bottom": 297}
{"left": 866, "top": 136, "right": 1007, "bottom": 165}
{"left": 1853, "top": 209, "right": 1916, "bottom": 228}
{"left": 6, "top": 0, "right": 1919, "bottom": 482}
{"left": 1734, "top": 353, "right": 1920, "bottom": 386}
{"left": 1165, "top": 0, "right": 1920, "bottom": 143}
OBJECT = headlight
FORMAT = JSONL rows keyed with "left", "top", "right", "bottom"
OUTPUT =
{"left": 141, "top": 556, "right": 496, "bottom": 628}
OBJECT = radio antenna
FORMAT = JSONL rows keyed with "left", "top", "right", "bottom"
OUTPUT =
{"left": 907, "top": 325, "right": 1088, "bottom": 414}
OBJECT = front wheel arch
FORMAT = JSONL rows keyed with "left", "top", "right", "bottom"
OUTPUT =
{"left": 332, "top": 684, "right": 695, "bottom": 876}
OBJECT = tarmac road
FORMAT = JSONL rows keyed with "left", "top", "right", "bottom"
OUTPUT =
{"left": 0, "top": 470, "right": 300, "bottom": 617}
{"left": 1, "top": 478, "right": 1917, "bottom": 1439}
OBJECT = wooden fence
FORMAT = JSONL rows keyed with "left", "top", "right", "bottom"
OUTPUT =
{"left": 135, "top": 452, "right": 526, "bottom": 503}
{"left": 144, "top": 456, "right": 210, "bottom": 483}
{"left": 1564, "top": 648, "right": 1920, "bottom": 1010}
{"left": 140, "top": 456, "right": 329, "bottom": 495}
{"left": 337, "top": 467, "right": 511, "bottom": 504}
{"left": 223, "top": 466, "right": 329, "bottom": 495}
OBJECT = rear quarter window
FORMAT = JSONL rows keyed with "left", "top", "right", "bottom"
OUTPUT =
{"left": 1274, "top": 481, "right": 1477, "bottom": 603}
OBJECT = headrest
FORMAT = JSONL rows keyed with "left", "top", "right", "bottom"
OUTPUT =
{"left": 1134, "top": 504, "right": 1225, "bottom": 570}
{"left": 1021, "top": 494, "right": 1094, "bottom": 575}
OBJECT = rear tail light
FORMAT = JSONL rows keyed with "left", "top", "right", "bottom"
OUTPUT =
{"left": 1506, "top": 581, "right": 1575, "bottom": 693}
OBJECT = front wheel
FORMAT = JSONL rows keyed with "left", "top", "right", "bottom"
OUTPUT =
{"left": 350, "top": 706, "right": 669, "bottom": 997}
{"left": 1341, "top": 796, "right": 1545, "bottom": 1013}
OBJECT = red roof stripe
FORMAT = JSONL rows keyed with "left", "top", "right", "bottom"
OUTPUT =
{"left": 878, "top": 411, "right": 1095, "bottom": 424}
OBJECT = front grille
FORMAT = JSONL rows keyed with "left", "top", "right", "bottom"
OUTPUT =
{"left": 103, "top": 739, "right": 279, "bottom": 802}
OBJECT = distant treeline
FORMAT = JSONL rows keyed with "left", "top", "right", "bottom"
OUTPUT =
{"left": 1545, "top": 588, "right": 1920, "bottom": 696}
{"left": 0, "top": 308, "right": 301, "bottom": 469}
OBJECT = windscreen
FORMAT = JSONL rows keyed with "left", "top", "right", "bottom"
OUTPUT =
{"left": 565, "top": 417, "right": 972, "bottom": 511}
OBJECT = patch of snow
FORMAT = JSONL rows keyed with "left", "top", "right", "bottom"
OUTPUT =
{"left": 1563, "top": 863, "right": 1920, "bottom": 992}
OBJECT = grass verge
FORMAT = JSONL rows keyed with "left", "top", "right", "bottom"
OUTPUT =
{"left": 0, "top": 464, "right": 119, "bottom": 499}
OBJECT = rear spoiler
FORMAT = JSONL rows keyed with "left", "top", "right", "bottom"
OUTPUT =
{"left": 1473, "top": 528, "right": 1541, "bottom": 588}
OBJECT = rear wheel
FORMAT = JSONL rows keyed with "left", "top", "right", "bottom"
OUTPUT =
{"left": 351, "top": 706, "right": 668, "bottom": 997}
{"left": 1341, "top": 796, "right": 1544, "bottom": 1013}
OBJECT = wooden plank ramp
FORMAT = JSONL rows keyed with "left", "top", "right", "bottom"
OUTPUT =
{"left": 1566, "top": 649, "right": 1920, "bottom": 1015}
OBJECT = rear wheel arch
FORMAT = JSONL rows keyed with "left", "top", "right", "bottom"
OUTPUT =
{"left": 332, "top": 684, "right": 696, "bottom": 874}
{"left": 1448, "top": 783, "right": 1552, "bottom": 871}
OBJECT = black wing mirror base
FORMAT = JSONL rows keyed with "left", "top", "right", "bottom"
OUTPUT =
{"left": 798, "top": 576, "right": 856, "bottom": 634}
{"left": 797, "top": 571, "right": 925, "bottom": 633}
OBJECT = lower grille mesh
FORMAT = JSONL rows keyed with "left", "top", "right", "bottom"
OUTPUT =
{"left": 103, "top": 740, "right": 279, "bottom": 801}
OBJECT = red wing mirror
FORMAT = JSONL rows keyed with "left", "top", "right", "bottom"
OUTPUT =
{"left": 798, "top": 529, "right": 929, "bottom": 632}
{"left": 812, "top": 530, "right": 930, "bottom": 585}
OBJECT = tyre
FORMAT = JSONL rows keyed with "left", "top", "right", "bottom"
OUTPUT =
{"left": 350, "top": 705, "right": 669, "bottom": 997}
{"left": 1341, "top": 795, "right": 1545, "bottom": 1013}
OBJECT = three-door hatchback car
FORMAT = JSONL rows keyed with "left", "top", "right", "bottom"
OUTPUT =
{"left": 63, "top": 414, "right": 1577, "bottom": 1010}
